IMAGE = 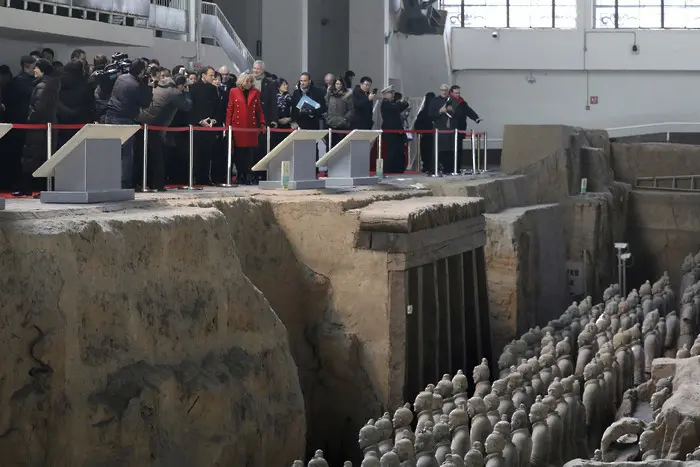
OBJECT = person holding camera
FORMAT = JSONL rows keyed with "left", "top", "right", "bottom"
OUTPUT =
{"left": 188, "top": 66, "right": 220, "bottom": 185}
{"left": 351, "top": 76, "right": 375, "bottom": 130}
{"left": 136, "top": 74, "right": 192, "bottom": 191}
{"left": 380, "top": 86, "right": 410, "bottom": 174}
{"left": 104, "top": 59, "right": 154, "bottom": 189}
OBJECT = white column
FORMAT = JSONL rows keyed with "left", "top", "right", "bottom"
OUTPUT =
{"left": 262, "top": 0, "right": 305, "bottom": 81}
{"left": 349, "top": 0, "right": 386, "bottom": 85}
{"left": 383, "top": 0, "right": 390, "bottom": 87}
{"left": 301, "top": 0, "right": 309, "bottom": 72}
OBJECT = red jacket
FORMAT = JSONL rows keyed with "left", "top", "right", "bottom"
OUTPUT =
{"left": 226, "top": 87, "right": 265, "bottom": 147}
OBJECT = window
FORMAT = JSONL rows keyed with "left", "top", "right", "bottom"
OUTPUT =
{"left": 440, "top": 0, "right": 577, "bottom": 28}
{"left": 594, "top": 0, "right": 700, "bottom": 28}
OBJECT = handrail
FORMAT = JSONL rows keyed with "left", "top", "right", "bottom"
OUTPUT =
{"left": 201, "top": 1, "right": 255, "bottom": 72}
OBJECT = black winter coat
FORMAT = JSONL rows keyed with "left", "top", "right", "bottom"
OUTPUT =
{"left": 105, "top": 73, "right": 153, "bottom": 121}
{"left": 23, "top": 75, "right": 61, "bottom": 173}
{"left": 291, "top": 84, "right": 326, "bottom": 130}
{"left": 4, "top": 72, "right": 35, "bottom": 124}
{"left": 57, "top": 70, "right": 95, "bottom": 124}
{"left": 188, "top": 81, "right": 219, "bottom": 125}
{"left": 351, "top": 86, "right": 374, "bottom": 130}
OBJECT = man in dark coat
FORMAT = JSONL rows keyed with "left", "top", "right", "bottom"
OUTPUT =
{"left": 291, "top": 72, "right": 326, "bottom": 130}
{"left": 56, "top": 60, "right": 95, "bottom": 149}
{"left": 251, "top": 60, "right": 278, "bottom": 182}
{"left": 13, "top": 58, "right": 61, "bottom": 196}
{"left": 380, "top": 87, "right": 410, "bottom": 174}
{"left": 450, "top": 84, "right": 482, "bottom": 171}
{"left": 351, "top": 76, "right": 375, "bottom": 130}
{"left": 4, "top": 55, "right": 36, "bottom": 191}
{"left": 137, "top": 75, "right": 192, "bottom": 190}
{"left": 105, "top": 59, "right": 154, "bottom": 188}
{"left": 188, "top": 66, "right": 220, "bottom": 185}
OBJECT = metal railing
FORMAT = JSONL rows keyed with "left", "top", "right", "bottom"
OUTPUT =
{"left": 636, "top": 175, "right": 700, "bottom": 192}
{"left": 201, "top": 1, "right": 255, "bottom": 72}
{"left": 150, "top": 0, "right": 185, "bottom": 10}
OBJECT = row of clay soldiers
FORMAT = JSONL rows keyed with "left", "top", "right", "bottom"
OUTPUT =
{"left": 294, "top": 251, "right": 700, "bottom": 466}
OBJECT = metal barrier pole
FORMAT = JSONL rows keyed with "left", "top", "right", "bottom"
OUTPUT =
{"left": 376, "top": 132, "right": 384, "bottom": 181}
{"left": 483, "top": 132, "right": 488, "bottom": 172}
{"left": 471, "top": 131, "right": 477, "bottom": 175}
{"left": 433, "top": 128, "right": 439, "bottom": 177}
{"left": 476, "top": 132, "right": 481, "bottom": 172}
{"left": 180, "top": 125, "right": 201, "bottom": 190}
{"left": 218, "top": 125, "right": 235, "bottom": 187}
{"left": 417, "top": 134, "right": 422, "bottom": 172}
{"left": 140, "top": 124, "right": 155, "bottom": 192}
{"left": 266, "top": 126, "right": 271, "bottom": 154}
{"left": 328, "top": 128, "right": 333, "bottom": 151}
{"left": 452, "top": 129, "right": 459, "bottom": 175}
{"left": 46, "top": 122, "right": 52, "bottom": 191}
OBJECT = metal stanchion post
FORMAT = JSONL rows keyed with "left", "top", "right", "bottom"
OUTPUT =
{"left": 46, "top": 122, "right": 52, "bottom": 191}
{"left": 476, "top": 132, "right": 481, "bottom": 172}
{"left": 140, "top": 125, "right": 155, "bottom": 193}
{"left": 266, "top": 126, "right": 271, "bottom": 154}
{"left": 377, "top": 131, "right": 383, "bottom": 179}
{"left": 452, "top": 128, "right": 459, "bottom": 175}
{"left": 180, "top": 125, "right": 202, "bottom": 190}
{"left": 432, "top": 128, "right": 439, "bottom": 177}
{"left": 471, "top": 132, "right": 477, "bottom": 175}
{"left": 328, "top": 128, "right": 333, "bottom": 151}
{"left": 483, "top": 132, "right": 488, "bottom": 172}
{"left": 417, "top": 133, "right": 422, "bottom": 172}
{"left": 218, "top": 126, "right": 235, "bottom": 187}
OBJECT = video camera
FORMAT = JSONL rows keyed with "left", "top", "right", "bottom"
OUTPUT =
{"left": 93, "top": 52, "right": 132, "bottom": 81}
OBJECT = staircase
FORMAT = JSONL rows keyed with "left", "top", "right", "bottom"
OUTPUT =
{"left": 1, "top": 0, "right": 254, "bottom": 73}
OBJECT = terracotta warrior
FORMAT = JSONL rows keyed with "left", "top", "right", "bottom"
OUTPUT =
{"left": 510, "top": 405, "right": 532, "bottom": 467}
{"left": 443, "top": 453, "right": 465, "bottom": 467}
{"left": 359, "top": 419, "right": 382, "bottom": 463}
{"left": 415, "top": 390, "right": 434, "bottom": 434}
{"left": 508, "top": 372, "right": 529, "bottom": 412}
{"left": 449, "top": 403, "right": 471, "bottom": 458}
{"left": 436, "top": 374, "right": 455, "bottom": 414}
{"left": 362, "top": 451, "right": 381, "bottom": 467}
{"left": 432, "top": 390, "right": 444, "bottom": 424}
{"left": 393, "top": 438, "right": 417, "bottom": 467}
{"left": 473, "top": 359, "right": 492, "bottom": 398}
{"left": 528, "top": 396, "right": 551, "bottom": 467}
{"left": 639, "top": 427, "right": 663, "bottom": 461}
{"left": 537, "top": 353, "right": 558, "bottom": 389}
{"left": 376, "top": 413, "right": 395, "bottom": 456}
{"left": 451, "top": 370, "right": 469, "bottom": 412}
{"left": 380, "top": 451, "right": 401, "bottom": 467}
{"left": 630, "top": 326, "right": 645, "bottom": 386}
{"left": 548, "top": 379, "right": 570, "bottom": 459}
{"left": 292, "top": 461, "right": 304, "bottom": 466}
{"left": 464, "top": 442, "right": 485, "bottom": 467}
{"left": 467, "top": 396, "right": 491, "bottom": 448}
{"left": 393, "top": 403, "right": 416, "bottom": 445}
{"left": 309, "top": 450, "right": 330, "bottom": 467}
{"left": 676, "top": 344, "right": 691, "bottom": 359}
{"left": 484, "top": 392, "right": 501, "bottom": 429}
{"left": 542, "top": 395, "right": 563, "bottom": 467}
{"left": 491, "top": 379, "right": 515, "bottom": 420}
{"left": 494, "top": 414, "right": 517, "bottom": 467}
{"left": 414, "top": 425, "right": 439, "bottom": 467}
{"left": 575, "top": 330, "right": 595, "bottom": 377}
{"left": 642, "top": 314, "right": 659, "bottom": 380}
{"left": 433, "top": 415, "right": 451, "bottom": 464}
{"left": 664, "top": 310, "right": 680, "bottom": 357}
{"left": 582, "top": 362, "right": 602, "bottom": 456}
{"left": 555, "top": 337, "right": 573, "bottom": 378}
{"left": 484, "top": 432, "right": 506, "bottom": 467}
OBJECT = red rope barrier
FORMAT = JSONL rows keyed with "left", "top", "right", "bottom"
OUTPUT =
{"left": 3, "top": 123, "right": 485, "bottom": 137}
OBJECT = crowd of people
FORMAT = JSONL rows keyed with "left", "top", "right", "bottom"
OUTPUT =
{"left": 0, "top": 48, "right": 483, "bottom": 196}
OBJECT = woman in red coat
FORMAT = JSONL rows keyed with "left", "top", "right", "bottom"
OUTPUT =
{"left": 226, "top": 71, "right": 265, "bottom": 185}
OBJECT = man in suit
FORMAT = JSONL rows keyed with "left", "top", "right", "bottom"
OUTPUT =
{"left": 188, "top": 66, "right": 220, "bottom": 185}
{"left": 250, "top": 60, "right": 278, "bottom": 182}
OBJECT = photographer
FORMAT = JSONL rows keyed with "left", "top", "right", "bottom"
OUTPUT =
{"left": 380, "top": 86, "right": 409, "bottom": 174}
{"left": 105, "top": 59, "right": 154, "bottom": 189}
{"left": 136, "top": 74, "right": 192, "bottom": 191}
{"left": 90, "top": 54, "right": 115, "bottom": 123}
{"left": 351, "top": 76, "right": 375, "bottom": 130}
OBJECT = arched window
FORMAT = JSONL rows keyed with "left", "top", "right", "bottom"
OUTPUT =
{"left": 440, "top": 0, "right": 577, "bottom": 28}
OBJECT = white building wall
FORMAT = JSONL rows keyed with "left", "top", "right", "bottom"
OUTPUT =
{"left": 450, "top": 0, "right": 700, "bottom": 146}
{"left": 349, "top": 0, "right": 386, "bottom": 87}
{"left": 261, "top": 0, "right": 306, "bottom": 83}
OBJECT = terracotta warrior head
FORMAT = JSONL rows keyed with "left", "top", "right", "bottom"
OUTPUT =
{"left": 452, "top": 369, "right": 468, "bottom": 394}
{"left": 291, "top": 461, "right": 304, "bottom": 467}
{"left": 547, "top": 379, "right": 563, "bottom": 399}
{"left": 379, "top": 451, "right": 400, "bottom": 467}
{"left": 473, "top": 358, "right": 490, "bottom": 383}
{"left": 448, "top": 404, "right": 469, "bottom": 431}
{"left": 392, "top": 438, "right": 415, "bottom": 461}
{"left": 529, "top": 396, "right": 548, "bottom": 425}
{"left": 484, "top": 392, "right": 499, "bottom": 414}
{"left": 511, "top": 404, "right": 528, "bottom": 430}
{"left": 413, "top": 425, "right": 436, "bottom": 453}
{"left": 538, "top": 353, "right": 555, "bottom": 369}
{"left": 555, "top": 338, "right": 571, "bottom": 358}
{"left": 393, "top": 403, "right": 413, "bottom": 429}
{"left": 375, "top": 413, "right": 393, "bottom": 440}
{"left": 436, "top": 373, "right": 454, "bottom": 398}
{"left": 432, "top": 390, "right": 443, "bottom": 411}
{"left": 491, "top": 378, "right": 508, "bottom": 397}
{"left": 485, "top": 432, "right": 506, "bottom": 456}
{"left": 467, "top": 396, "right": 487, "bottom": 418}
{"left": 413, "top": 391, "right": 433, "bottom": 413}
{"left": 494, "top": 414, "right": 512, "bottom": 440}
{"left": 464, "top": 442, "right": 485, "bottom": 467}
{"left": 583, "top": 362, "right": 598, "bottom": 381}
{"left": 506, "top": 371, "right": 524, "bottom": 392}
{"left": 517, "top": 361, "right": 533, "bottom": 381}
{"left": 433, "top": 415, "right": 450, "bottom": 442}
{"left": 359, "top": 420, "right": 381, "bottom": 451}
{"left": 308, "top": 450, "right": 330, "bottom": 467}
{"left": 527, "top": 357, "right": 540, "bottom": 373}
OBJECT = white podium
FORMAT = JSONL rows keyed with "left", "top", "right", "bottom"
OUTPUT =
{"left": 252, "top": 129, "right": 326, "bottom": 190}
{"left": 0, "top": 124, "right": 11, "bottom": 210}
{"left": 33, "top": 124, "right": 140, "bottom": 204}
{"left": 316, "top": 130, "right": 380, "bottom": 187}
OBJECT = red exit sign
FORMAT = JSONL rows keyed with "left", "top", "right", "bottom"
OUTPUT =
{"left": 590, "top": 96, "right": 599, "bottom": 105}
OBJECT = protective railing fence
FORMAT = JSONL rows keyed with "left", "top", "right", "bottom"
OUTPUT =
{"left": 201, "top": 1, "right": 255, "bottom": 73}
{"left": 3, "top": 123, "right": 489, "bottom": 193}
